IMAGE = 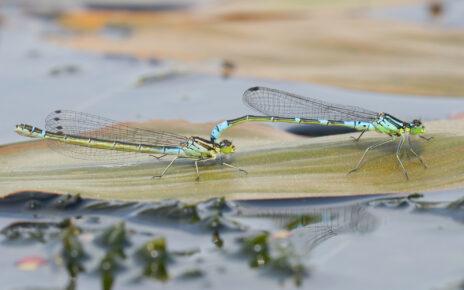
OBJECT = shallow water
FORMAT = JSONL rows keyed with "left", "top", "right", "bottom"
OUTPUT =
{"left": 0, "top": 190, "right": 463, "bottom": 290}
{"left": 1, "top": 7, "right": 464, "bottom": 145}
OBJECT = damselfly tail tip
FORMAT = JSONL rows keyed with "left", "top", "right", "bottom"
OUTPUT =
{"left": 15, "top": 123, "right": 34, "bottom": 137}
{"left": 15, "top": 123, "right": 30, "bottom": 132}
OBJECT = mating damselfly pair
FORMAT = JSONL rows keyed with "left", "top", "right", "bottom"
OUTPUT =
{"left": 16, "top": 87, "right": 431, "bottom": 180}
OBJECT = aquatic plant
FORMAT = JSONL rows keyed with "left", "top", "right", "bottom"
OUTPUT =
{"left": 54, "top": 193, "right": 83, "bottom": 209}
{"left": 241, "top": 232, "right": 271, "bottom": 268}
{"left": 97, "top": 222, "right": 131, "bottom": 290}
{"left": 99, "top": 252, "right": 122, "bottom": 290}
{"left": 197, "top": 197, "right": 246, "bottom": 248}
{"left": 1, "top": 221, "right": 60, "bottom": 243}
{"left": 97, "top": 222, "right": 131, "bottom": 258}
{"left": 239, "top": 231, "right": 307, "bottom": 286}
{"left": 138, "top": 200, "right": 200, "bottom": 224}
{"left": 136, "top": 237, "right": 171, "bottom": 282}
{"left": 59, "top": 219, "right": 87, "bottom": 290}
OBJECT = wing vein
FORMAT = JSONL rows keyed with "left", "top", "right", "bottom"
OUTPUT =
{"left": 43, "top": 110, "right": 188, "bottom": 163}
{"left": 243, "top": 87, "right": 378, "bottom": 122}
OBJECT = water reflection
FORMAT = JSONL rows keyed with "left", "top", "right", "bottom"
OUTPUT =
{"left": 59, "top": 219, "right": 87, "bottom": 290}
{"left": 0, "top": 191, "right": 462, "bottom": 290}
{"left": 238, "top": 204, "right": 378, "bottom": 256}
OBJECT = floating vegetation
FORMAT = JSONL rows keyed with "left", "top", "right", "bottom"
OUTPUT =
{"left": 239, "top": 231, "right": 307, "bottom": 286}
{"left": 99, "top": 253, "right": 117, "bottom": 290}
{"left": 240, "top": 232, "right": 271, "bottom": 268}
{"left": 197, "top": 197, "right": 245, "bottom": 231}
{"left": 96, "top": 222, "right": 131, "bottom": 258}
{"left": 59, "top": 219, "right": 87, "bottom": 290}
{"left": 1, "top": 221, "right": 60, "bottom": 243}
{"left": 97, "top": 223, "right": 130, "bottom": 290}
{"left": 197, "top": 197, "right": 246, "bottom": 248}
{"left": 136, "top": 237, "right": 171, "bottom": 282}
{"left": 268, "top": 243, "right": 307, "bottom": 287}
{"left": 137, "top": 200, "right": 200, "bottom": 224}
{"left": 138, "top": 197, "right": 245, "bottom": 248}
{"left": 54, "top": 193, "right": 83, "bottom": 209}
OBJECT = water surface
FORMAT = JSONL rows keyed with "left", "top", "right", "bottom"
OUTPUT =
{"left": 0, "top": 190, "right": 462, "bottom": 290}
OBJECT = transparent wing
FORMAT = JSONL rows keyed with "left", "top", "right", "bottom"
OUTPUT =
{"left": 243, "top": 87, "right": 379, "bottom": 122}
{"left": 44, "top": 110, "right": 189, "bottom": 163}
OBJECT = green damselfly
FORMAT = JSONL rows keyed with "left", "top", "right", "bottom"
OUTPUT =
{"left": 211, "top": 87, "right": 432, "bottom": 179}
{"left": 16, "top": 110, "right": 246, "bottom": 180}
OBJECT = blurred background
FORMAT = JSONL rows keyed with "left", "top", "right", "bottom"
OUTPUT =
{"left": 1, "top": 0, "right": 463, "bottom": 144}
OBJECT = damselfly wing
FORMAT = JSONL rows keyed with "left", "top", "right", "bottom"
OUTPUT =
{"left": 243, "top": 87, "right": 379, "bottom": 122}
{"left": 44, "top": 110, "right": 188, "bottom": 163}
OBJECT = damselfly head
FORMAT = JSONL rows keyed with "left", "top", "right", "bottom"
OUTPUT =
{"left": 218, "top": 139, "right": 235, "bottom": 154}
{"left": 409, "top": 119, "right": 425, "bottom": 135}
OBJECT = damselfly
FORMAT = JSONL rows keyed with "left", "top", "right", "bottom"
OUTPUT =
{"left": 211, "top": 87, "right": 432, "bottom": 179}
{"left": 16, "top": 110, "right": 247, "bottom": 180}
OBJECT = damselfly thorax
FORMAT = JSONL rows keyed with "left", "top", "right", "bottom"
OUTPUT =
{"left": 182, "top": 137, "right": 223, "bottom": 160}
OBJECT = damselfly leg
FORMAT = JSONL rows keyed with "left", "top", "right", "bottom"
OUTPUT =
{"left": 222, "top": 162, "right": 248, "bottom": 175}
{"left": 407, "top": 135, "right": 427, "bottom": 169}
{"left": 152, "top": 157, "right": 179, "bottom": 179}
{"left": 349, "top": 138, "right": 394, "bottom": 174}
{"left": 194, "top": 161, "right": 200, "bottom": 181}
{"left": 351, "top": 130, "right": 366, "bottom": 142}
{"left": 194, "top": 159, "right": 247, "bottom": 182}
{"left": 395, "top": 136, "right": 409, "bottom": 180}
{"left": 150, "top": 154, "right": 168, "bottom": 160}
{"left": 419, "top": 135, "right": 434, "bottom": 142}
